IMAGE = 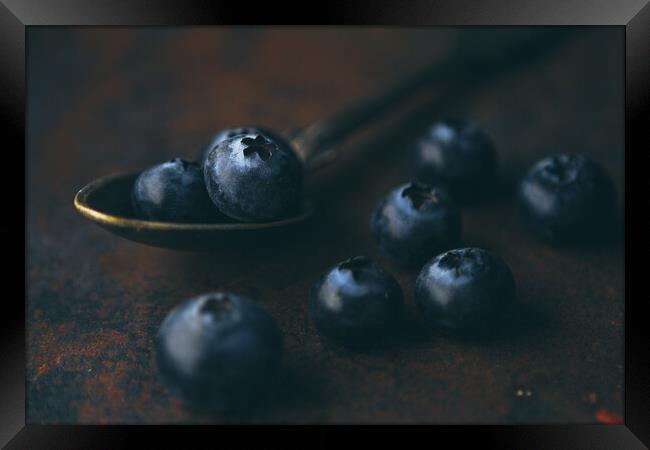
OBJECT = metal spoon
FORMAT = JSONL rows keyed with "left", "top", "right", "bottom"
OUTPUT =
{"left": 74, "top": 29, "right": 572, "bottom": 251}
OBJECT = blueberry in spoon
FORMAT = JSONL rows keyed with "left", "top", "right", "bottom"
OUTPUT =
{"left": 132, "top": 158, "right": 228, "bottom": 223}
{"left": 204, "top": 132, "right": 303, "bottom": 222}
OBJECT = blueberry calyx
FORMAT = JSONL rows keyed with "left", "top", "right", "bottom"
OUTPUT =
{"left": 242, "top": 136, "right": 274, "bottom": 161}
{"left": 402, "top": 183, "right": 439, "bottom": 209}
{"left": 438, "top": 251, "right": 463, "bottom": 274}
{"left": 199, "top": 294, "right": 233, "bottom": 318}
{"left": 338, "top": 256, "right": 372, "bottom": 281}
{"left": 544, "top": 155, "right": 578, "bottom": 184}
{"left": 169, "top": 158, "right": 194, "bottom": 170}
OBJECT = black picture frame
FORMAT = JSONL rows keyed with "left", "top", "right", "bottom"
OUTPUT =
{"left": 4, "top": 0, "right": 648, "bottom": 447}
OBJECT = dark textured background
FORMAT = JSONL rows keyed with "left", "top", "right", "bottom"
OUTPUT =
{"left": 26, "top": 27, "right": 624, "bottom": 424}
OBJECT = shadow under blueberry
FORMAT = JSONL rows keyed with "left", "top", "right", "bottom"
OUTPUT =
{"left": 313, "top": 331, "right": 400, "bottom": 354}
{"left": 534, "top": 211, "right": 624, "bottom": 252}
{"left": 184, "top": 361, "right": 329, "bottom": 423}
{"left": 161, "top": 215, "right": 320, "bottom": 261}
{"left": 304, "top": 297, "right": 552, "bottom": 355}
{"left": 314, "top": 310, "right": 437, "bottom": 356}
{"left": 480, "top": 301, "right": 552, "bottom": 344}
{"left": 403, "top": 301, "right": 553, "bottom": 346}
{"left": 512, "top": 215, "right": 623, "bottom": 257}
{"left": 251, "top": 362, "right": 329, "bottom": 420}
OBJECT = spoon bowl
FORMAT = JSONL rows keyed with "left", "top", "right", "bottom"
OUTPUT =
{"left": 74, "top": 172, "right": 314, "bottom": 251}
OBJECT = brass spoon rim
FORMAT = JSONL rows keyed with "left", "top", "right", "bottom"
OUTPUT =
{"left": 74, "top": 172, "right": 314, "bottom": 231}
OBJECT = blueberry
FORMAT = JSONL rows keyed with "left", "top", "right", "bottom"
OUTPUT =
{"left": 132, "top": 158, "right": 228, "bottom": 223}
{"left": 518, "top": 153, "right": 617, "bottom": 245}
{"left": 198, "top": 125, "right": 290, "bottom": 166}
{"left": 414, "top": 118, "right": 497, "bottom": 199}
{"left": 371, "top": 182, "right": 461, "bottom": 266}
{"left": 309, "top": 256, "right": 404, "bottom": 346}
{"left": 415, "top": 248, "right": 515, "bottom": 337}
{"left": 204, "top": 132, "right": 303, "bottom": 222}
{"left": 155, "top": 292, "right": 283, "bottom": 412}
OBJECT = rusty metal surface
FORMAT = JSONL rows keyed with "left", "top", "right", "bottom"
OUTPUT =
{"left": 26, "top": 27, "right": 624, "bottom": 424}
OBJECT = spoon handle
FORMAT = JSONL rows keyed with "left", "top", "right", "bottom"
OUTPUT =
{"left": 290, "top": 29, "right": 573, "bottom": 172}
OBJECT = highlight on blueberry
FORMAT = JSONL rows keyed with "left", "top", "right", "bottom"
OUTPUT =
{"left": 371, "top": 182, "right": 461, "bottom": 266}
{"left": 155, "top": 292, "right": 283, "bottom": 413}
{"left": 131, "top": 158, "right": 228, "bottom": 223}
{"left": 204, "top": 132, "right": 303, "bottom": 222}
{"left": 518, "top": 152, "right": 617, "bottom": 245}
{"left": 198, "top": 125, "right": 291, "bottom": 166}
{"left": 415, "top": 247, "right": 515, "bottom": 337}
{"left": 414, "top": 118, "right": 497, "bottom": 199}
{"left": 309, "top": 256, "right": 404, "bottom": 347}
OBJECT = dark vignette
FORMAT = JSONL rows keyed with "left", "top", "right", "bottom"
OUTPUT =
{"left": 625, "top": 2, "right": 650, "bottom": 447}
{"left": 0, "top": 0, "right": 647, "bottom": 448}
{"left": 0, "top": 0, "right": 27, "bottom": 448}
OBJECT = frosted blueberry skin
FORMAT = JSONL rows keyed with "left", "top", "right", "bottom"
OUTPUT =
{"left": 204, "top": 132, "right": 303, "bottom": 222}
{"left": 132, "top": 158, "right": 228, "bottom": 223}
{"left": 518, "top": 153, "right": 617, "bottom": 245}
{"left": 155, "top": 292, "right": 283, "bottom": 413}
{"left": 371, "top": 182, "right": 462, "bottom": 266}
{"left": 414, "top": 118, "right": 497, "bottom": 199}
{"left": 309, "top": 256, "right": 404, "bottom": 347}
{"left": 415, "top": 248, "right": 515, "bottom": 337}
{"left": 198, "top": 125, "right": 292, "bottom": 166}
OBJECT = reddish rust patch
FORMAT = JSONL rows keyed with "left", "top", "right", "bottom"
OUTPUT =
{"left": 31, "top": 327, "right": 129, "bottom": 381}
{"left": 74, "top": 360, "right": 130, "bottom": 423}
{"left": 35, "top": 363, "right": 50, "bottom": 378}
{"left": 595, "top": 409, "right": 623, "bottom": 424}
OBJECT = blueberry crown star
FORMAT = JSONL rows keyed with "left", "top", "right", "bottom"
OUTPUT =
{"left": 242, "top": 135, "right": 274, "bottom": 161}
